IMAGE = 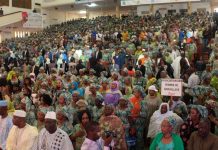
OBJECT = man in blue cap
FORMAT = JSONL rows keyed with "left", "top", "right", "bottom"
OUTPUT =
{"left": 0, "top": 100, "right": 13, "bottom": 150}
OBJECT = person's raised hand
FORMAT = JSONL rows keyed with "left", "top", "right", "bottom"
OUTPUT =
{"left": 75, "top": 130, "right": 85, "bottom": 137}
{"left": 103, "top": 135, "right": 113, "bottom": 147}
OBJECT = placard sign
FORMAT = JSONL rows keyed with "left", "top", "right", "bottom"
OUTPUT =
{"left": 161, "top": 79, "right": 183, "bottom": 96}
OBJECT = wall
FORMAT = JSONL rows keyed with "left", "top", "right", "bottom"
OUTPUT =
{"left": 0, "top": 30, "right": 13, "bottom": 42}
{"left": 0, "top": 12, "right": 23, "bottom": 27}
{"left": 42, "top": 0, "right": 75, "bottom": 7}
{"left": 66, "top": 9, "right": 132, "bottom": 20}
{"left": 137, "top": 2, "right": 211, "bottom": 16}
{"left": 42, "top": 8, "right": 66, "bottom": 27}
{"left": 0, "top": 29, "right": 38, "bottom": 43}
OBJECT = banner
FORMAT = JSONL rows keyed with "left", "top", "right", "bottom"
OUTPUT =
{"left": 75, "top": 0, "right": 103, "bottom": 4}
{"left": 161, "top": 79, "right": 183, "bottom": 96}
{"left": 121, "top": 0, "right": 201, "bottom": 6}
{"left": 22, "top": 12, "right": 43, "bottom": 28}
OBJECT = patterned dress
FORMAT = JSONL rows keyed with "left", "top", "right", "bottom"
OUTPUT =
{"left": 71, "top": 124, "right": 86, "bottom": 150}
{"left": 85, "top": 93, "right": 97, "bottom": 107}
{"left": 133, "top": 77, "right": 146, "bottom": 88}
{"left": 180, "top": 118, "right": 199, "bottom": 147}
{"left": 99, "top": 115, "right": 127, "bottom": 150}
{"left": 115, "top": 105, "right": 132, "bottom": 137}
{"left": 92, "top": 106, "right": 104, "bottom": 122}
{"left": 130, "top": 96, "right": 148, "bottom": 150}
{"left": 58, "top": 121, "right": 74, "bottom": 136}
{"left": 24, "top": 96, "right": 37, "bottom": 126}
{"left": 170, "top": 100, "right": 188, "bottom": 121}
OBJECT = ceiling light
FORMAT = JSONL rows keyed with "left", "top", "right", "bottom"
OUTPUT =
{"left": 79, "top": 10, "right": 87, "bottom": 14}
{"left": 87, "top": 3, "right": 98, "bottom": 7}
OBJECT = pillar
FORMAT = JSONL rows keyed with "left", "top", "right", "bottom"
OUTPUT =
{"left": 86, "top": 8, "right": 89, "bottom": 19}
{"left": 187, "top": 1, "right": 192, "bottom": 14}
{"left": 211, "top": 0, "right": 215, "bottom": 13}
{"left": 9, "top": 0, "right": 12, "bottom": 7}
{"left": 149, "top": 4, "right": 154, "bottom": 14}
{"left": 115, "top": 0, "right": 120, "bottom": 18}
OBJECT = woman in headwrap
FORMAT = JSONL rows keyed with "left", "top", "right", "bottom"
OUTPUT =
{"left": 150, "top": 116, "right": 184, "bottom": 150}
{"left": 145, "top": 85, "right": 162, "bottom": 121}
{"left": 104, "top": 81, "right": 122, "bottom": 106}
{"left": 98, "top": 78, "right": 109, "bottom": 97}
{"left": 56, "top": 93, "right": 70, "bottom": 113}
{"left": 147, "top": 103, "right": 174, "bottom": 139}
{"left": 133, "top": 70, "right": 146, "bottom": 88}
{"left": 0, "top": 80, "right": 15, "bottom": 116}
{"left": 180, "top": 105, "right": 208, "bottom": 147}
{"left": 36, "top": 108, "right": 46, "bottom": 131}
{"left": 99, "top": 105, "right": 127, "bottom": 150}
{"left": 115, "top": 97, "right": 132, "bottom": 138}
{"left": 147, "top": 103, "right": 183, "bottom": 139}
{"left": 110, "top": 72, "right": 119, "bottom": 82}
{"left": 56, "top": 108, "right": 73, "bottom": 136}
{"left": 123, "top": 76, "right": 133, "bottom": 94}
{"left": 145, "top": 72, "right": 157, "bottom": 92}
{"left": 123, "top": 86, "right": 134, "bottom": 100}
{"left": 120, "top": 69, "right": 129, "bottom": 91}
{"left": 85, "top": 83, "right": 99, "bottom": 107}
{"left": 92, "top": 93, "right": 104, "bottom": 122}
{"left": 20, "top": 87, "right": 36, "bottom": 126}
{"left": 88, "top": 69, "right": 97, "bottom": 83}
{"left": 129, "top": 86, "right": 147, "bottom": 149}
{"left": 68, "top": 81, "right": 84, "bottom": 97}
{"left": 7, "top": 71, "right": 20, "bottom": 94}
{"left": 210, "top": 70, "right": 218, "bottom": 92}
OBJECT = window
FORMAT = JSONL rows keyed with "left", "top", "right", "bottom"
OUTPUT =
{"left": 0, "top": 0, "right": 9, "bottom": 6}
{"left": 168, "top": 10, "right": 176, "bottom": 15}
{"left": 12, "top": 0, "right": 32, "bottom": 9}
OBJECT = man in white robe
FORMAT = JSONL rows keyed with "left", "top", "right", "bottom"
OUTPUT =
{"left": 0, "top": 100, "right": 13, "bottom": 150}
{"left": 171, "top": 52, "right": 190, "bottom": 79}
{"left": 6, "top": 110, "right": 38, "bottom": 150}
{"left": 33, "top": 111, "right": 73, "bottom": 150}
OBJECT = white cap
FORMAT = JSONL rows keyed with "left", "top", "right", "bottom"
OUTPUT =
{"left": 14, "top": 110, "right": 26, "bottom": 117}
{"left": 148, "top": 85, "right": 158, "bottom": 92}
{"left": 45, "top": 111, "right": 56, "bottom": 120}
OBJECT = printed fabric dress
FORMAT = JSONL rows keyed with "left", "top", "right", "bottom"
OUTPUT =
{"left": 99, "top": 115, "right": 127, "bottom": 150}
{"left": 71, "top": 124, "right": 86, "bottom": 150}
{"left": 58, "top": 121, "right": 74, "bottom": 136}
{"left": 130, "top": 96, "right": 147, "bottom": 150}
{"left": 115, "top": 105, "right": 132, "bottom": 137}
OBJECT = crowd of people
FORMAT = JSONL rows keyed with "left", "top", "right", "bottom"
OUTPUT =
{"left": 1, "top": 10, "right": 218, "bottom": 150}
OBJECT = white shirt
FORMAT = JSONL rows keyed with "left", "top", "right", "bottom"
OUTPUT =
{"left": 0, "top": 116, "right": 13, "bottom": 150}
{"left": 81, "top": 138, "right": 109, "bottom": 150}
{"left": 171, "top": 50, "right": 178, "bottom": 61}
{"left": 96, "top": 33, "right": 103, "bottom": 41}
{"left": 45, "top": 58, "right": 50, "bottom": 65}
{"left": 6, "top": 124, "right": 38, "bottom": 150}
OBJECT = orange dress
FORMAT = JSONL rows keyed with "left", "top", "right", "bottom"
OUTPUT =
{"left": 130, "top": 96, "right": 141, "bottom": 117}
